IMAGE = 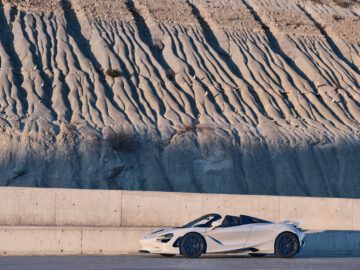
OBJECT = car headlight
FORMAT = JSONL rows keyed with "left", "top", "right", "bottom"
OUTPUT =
{"left": 156, "top": 233, "right": 174, "bottom": 243}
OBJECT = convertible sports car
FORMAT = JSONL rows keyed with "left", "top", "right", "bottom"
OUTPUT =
{"left": 139, "top": 213, "right": 305, "bottom": 258}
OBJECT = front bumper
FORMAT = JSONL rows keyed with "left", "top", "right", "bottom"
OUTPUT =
{"left": 139, "top": 237, "right": 180, "bottom": 255}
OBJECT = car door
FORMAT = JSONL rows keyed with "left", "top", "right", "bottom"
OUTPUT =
{"left": 205, "top": 224, "right": 251, "bottom": 253}
{"left": 244, "top": 223, "right": 279, "bottom": 248}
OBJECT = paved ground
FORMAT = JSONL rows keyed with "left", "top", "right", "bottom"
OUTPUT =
{"left": 0, "top": 255, "right": 360, "bottom": 270}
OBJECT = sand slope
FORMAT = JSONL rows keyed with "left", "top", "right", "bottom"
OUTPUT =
{"left": 0, "top": 0, "right": 359, "bottom": 197}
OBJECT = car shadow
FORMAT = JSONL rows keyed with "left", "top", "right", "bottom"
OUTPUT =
{"left": 299, "top": 230, "right": 360, "bottom": 257}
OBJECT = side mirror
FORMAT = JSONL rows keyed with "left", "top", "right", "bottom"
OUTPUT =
{"left": 210, "top": 220, "right": 222, "bottom": 230}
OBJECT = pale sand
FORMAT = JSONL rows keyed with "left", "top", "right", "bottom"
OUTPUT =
{"left": 0, "top": 0, "right": 359, "bottom": 196}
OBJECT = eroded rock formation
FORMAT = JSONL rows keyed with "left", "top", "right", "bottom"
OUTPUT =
{"left": 0, "top": 0, "right": 360, "bottom": 197}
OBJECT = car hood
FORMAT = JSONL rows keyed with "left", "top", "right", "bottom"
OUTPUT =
{"left": 146, "top": 227, "right": 176, "bottom": 238}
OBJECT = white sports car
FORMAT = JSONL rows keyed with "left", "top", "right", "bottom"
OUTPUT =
{"left": 139, "top": 213, "right": 305, "bottom": 258}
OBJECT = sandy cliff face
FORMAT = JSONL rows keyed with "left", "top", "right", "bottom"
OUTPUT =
{"left": 0, "top": 0, "right": 359, "bottom": 197}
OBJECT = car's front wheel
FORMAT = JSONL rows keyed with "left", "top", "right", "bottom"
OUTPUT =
{"left": 180, "top": 233, "right": 206, "bottom": 258}
{"left": 275, "top": 232, "right": 300, "bottom": 258}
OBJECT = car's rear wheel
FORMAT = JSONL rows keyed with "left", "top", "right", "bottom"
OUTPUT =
{"left": 249, "top": 253, "right": 267, "bottom": 257}
{"left": 180, "top": 233, "right": 206, "bottom": 258}
{"left": 275, "top": 232, "right": 300, "bottom": 258}
{"left": 160, "top": 254, "right": 176, "bottom": 257}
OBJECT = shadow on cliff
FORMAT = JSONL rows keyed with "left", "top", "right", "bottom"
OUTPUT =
{"left": 0, "top": 128, "right": 360, "bottom": 199}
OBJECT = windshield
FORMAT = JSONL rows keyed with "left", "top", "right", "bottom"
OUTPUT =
{"left": 181, "top": 214, "right": 222, "bottom": 228}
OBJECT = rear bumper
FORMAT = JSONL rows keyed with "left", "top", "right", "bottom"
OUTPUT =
{"left": 300, "top": 239, "right": 306, "bottom": 249}
{"left": 298, "top": 232, "right": 306, "bottom": 252}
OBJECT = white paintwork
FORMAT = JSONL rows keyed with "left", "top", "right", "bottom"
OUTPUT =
{"left": 139, "top": 214, "right": 305, "bottom": 256}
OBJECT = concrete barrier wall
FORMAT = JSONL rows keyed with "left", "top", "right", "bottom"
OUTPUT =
{"left": 0, "top": 187, "right": 359, "bottom": 230}
{"left": 0, "top": 188, "right": 122, "bottom": 227}
{"left": 0, "top": 226, "right": 150, "bottom": 255}
{"left": 1, "top": 226, "right": 360, "bottom": 256}
{"left": 0, "top": 187, "right": 360, "bottom": 256}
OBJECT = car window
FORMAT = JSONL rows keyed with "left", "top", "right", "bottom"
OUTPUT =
{"left": 239, "top": 215, "right": 271, "bottom": 225}
{"left": 181, "top": 214, "right": 222, "bottom": 228}
{"left": 221, "top": 215, "right": 241, "bottom": 227}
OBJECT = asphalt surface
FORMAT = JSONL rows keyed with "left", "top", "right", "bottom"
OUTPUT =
{"left": 0, "top": 255, "right": 360, "bottom": 270}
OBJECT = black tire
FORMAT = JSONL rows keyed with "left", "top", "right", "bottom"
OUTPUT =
{"left": 179, "top": 233, "right": 206, "bottom": 258}
{"left": 275, "top": 232, "right": 300, "bottom": 258}
{"left": 249, "top": 253, "right": 267, "bottom": 257}
{"left": 160, "top": 254, "right": 176, "bottom": 257}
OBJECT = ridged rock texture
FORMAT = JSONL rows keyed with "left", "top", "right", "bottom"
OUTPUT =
{"left": 0, "top": 0, "right": 360, "bottom": 197}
